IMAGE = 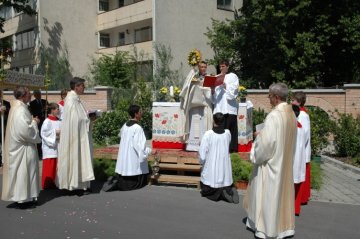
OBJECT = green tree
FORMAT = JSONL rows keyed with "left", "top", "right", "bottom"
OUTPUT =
{"left": 206, "top": 0, "right": 360, "bottom": 88}
{"left": 0, "top": 0, "right": 36, "bottom": 33}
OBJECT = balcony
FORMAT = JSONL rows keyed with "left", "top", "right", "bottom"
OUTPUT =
{"left": 97, "top": 0, "right": 152, "bottom": 32}
{"left": 96, "top": 41, "right": 153, "bottom": 60}
{"left": 0, "top": 14, "right": 37, "bottom": 38}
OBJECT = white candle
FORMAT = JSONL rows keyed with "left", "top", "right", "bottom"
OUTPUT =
{"left": 169, "top": 86, "right": 174, "bottom": 97}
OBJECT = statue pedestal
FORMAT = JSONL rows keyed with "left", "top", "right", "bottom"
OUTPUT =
{"left": 237, "top": 101, "right": 253, "bottom": 152}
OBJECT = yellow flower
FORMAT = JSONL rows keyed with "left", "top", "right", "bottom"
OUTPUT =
{"left": 238, "top": 85, "right": 248, "bottom": 98}
{"left": 239, "top": 86, "right": 246, "bottom": 91}
{"left": 160, "top": 87, "right": 168, "bottom": 94}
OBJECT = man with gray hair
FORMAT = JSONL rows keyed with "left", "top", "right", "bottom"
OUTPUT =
{"left": 243, "top": 82, "right": 297, "bottom": 238}
{"left": 57, "top": 77, "right": 94, "bottom": 192}
{"left": 1, "top": 87, "right": 41, "bottom": 208}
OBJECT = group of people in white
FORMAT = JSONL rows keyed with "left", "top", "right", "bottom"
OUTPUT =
{"left": 0, "top": 58, "right": 312, "bottom": 238}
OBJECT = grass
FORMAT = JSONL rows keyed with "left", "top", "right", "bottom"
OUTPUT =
{"left": 310, "top": 160, "right": 323, "bottom": 190}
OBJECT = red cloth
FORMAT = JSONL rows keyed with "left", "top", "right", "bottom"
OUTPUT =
{"left": 59, "top": 100, "right": 64, "bottom": 106}
{"left": 152, "top": 141, "right": 185, "bottom": 149}
{"left": 238, "top": 141, "right": 252, "bottom": 152}
{"left": 295, "top": 183, "right": 303, "bottom": 215}
{"left": 42, "top": 158, "right": 57, "bottom": 189}
{"left": 302, "top": 163, "right": 311, "bottom": 204}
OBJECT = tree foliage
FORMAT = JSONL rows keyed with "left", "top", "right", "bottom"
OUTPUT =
{"left": 206, "top": 0, "right": 360, "bottom": 88}
{"left": 0, "top": 0, "right": 36, "bottom": 33}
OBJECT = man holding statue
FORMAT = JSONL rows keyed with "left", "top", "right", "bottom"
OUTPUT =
{"left": 180, "top": 59, "right": 213, "bottom": 151}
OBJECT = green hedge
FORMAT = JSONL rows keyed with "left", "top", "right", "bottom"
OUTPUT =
{"left": 230, "top": 153, "right": 253, "bottom": 182}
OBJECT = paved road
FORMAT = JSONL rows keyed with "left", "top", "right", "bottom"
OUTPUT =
{"left": 0, "top": 179, "right": 359, "bottom": 239}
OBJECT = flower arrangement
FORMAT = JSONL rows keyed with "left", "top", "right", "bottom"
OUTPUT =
{"left": 173, "top": 86, "right": 181, "bottom": 102}
{"left": 158, "top": 87, "right": 168, "bottom": 101}
{"left": 187, "top": 49, "right": 201, "bottom": 67}
{"left": 238, "top": 85, "right": 248, "bottom": 99}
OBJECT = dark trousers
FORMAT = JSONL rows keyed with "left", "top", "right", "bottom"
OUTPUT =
{"left": 224, "top": 114, "right": 238, "bottom": 152}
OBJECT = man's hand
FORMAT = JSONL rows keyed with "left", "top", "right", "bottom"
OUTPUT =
{"left": 32, "top": 116, "right": 40, "bottom": 124}
{"left": 0, "top": 106, "right": 6, "bottom": 113}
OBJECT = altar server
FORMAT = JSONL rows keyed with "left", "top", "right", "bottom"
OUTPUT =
{"left": 292, "top": 91, "right": 311, "bottom": 205}
{"left": 243, "top": 83, "right": 297, "bottom": 239}
{"left": 115, "top": 104, "right": 152, "bottom": 191}
{"left": 198, "top": 112, "right": 239, "bottom": 203}
{"left": 1, "top": 87, "right": 41, "bottom": 208}
{"left": 212, "top": 59, "right": 239, "bottom": 152}
{"left": 41, "top": 103, "right": 61, "bottom": 189}
{"left": 292, "top": 104, "right": 307, "bottom": 215}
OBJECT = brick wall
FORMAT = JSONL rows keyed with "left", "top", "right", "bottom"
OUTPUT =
{"left": 3, "top": 86, "right": 113, "bottom": 113}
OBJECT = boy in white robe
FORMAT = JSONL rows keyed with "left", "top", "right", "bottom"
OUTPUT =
{"left": 114, "top": 105, "right": 151, "bottom": 191}
{"left": 1, "top": 87, "right": 41, "bottom": 209}
{"left": 198, "top": 113, "right": 239, "bottom": 204}
{"left": 292, "top": 104, "right": 307, "bottom": 215}
{"left": 41, "top": 103, "right": 61, "bottom": 189}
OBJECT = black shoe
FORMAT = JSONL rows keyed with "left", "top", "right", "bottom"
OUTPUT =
{"left": 17, "top": 201, "right": 36, "bottom": 209}
{"left": 231, "top": 187, "right": 240, "bottom": 204}
{"left": 222, "top": 190, "right": 234, "bottom": 203}
{"left": 83, "top": 188, "right": 92, "bottom": 195}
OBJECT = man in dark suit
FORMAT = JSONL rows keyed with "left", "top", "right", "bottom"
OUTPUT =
{"left": 29, "top": 89, "right": 48, "bottom": 159}
{"left": 0, "top": 91, "right": 11, "bottom": 167}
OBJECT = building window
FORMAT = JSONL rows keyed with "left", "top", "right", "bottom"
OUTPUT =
{"left": 99, "top": 33, "right": 110, "bottom": 47}
{"left": 0, "top": 6, "right": 12, "bottom": 20}
{"left": 134, "top": 27, "right": 152, "bottom": 43}
{"left": 118, "top": 32, "right": 125, "bottom": 46}
{"left": 15, "top": 29, "right": 35, "bottom": 51}
{"left": 118, "top": 0, "right": 125, "bottom": 7}
{"left": 217, "top": 0, "right": 232, "bottom": 11}
{"left": 99, "top": 0, "right": 109, "bottom": 11}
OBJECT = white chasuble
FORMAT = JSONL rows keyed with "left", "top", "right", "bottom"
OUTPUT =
{"left": 115, "top": 122, "right": 151, "bottom": 176}
{"left": 1, "top": 100, "right": 41, "bottom": 202}
{"left": 180, "top": 69, "right": 213, "bottom": 151}
{"left": 57, "top": 91, "right": 94, "bottom": 190}
{"left": 243, "top": 102, "right": 297, "bottom": 239}
{"left": 198, "top": 129, "right": 233, "bottom": 188}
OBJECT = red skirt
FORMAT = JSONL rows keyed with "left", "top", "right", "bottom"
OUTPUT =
{"left": 301, "top": 163, "right": 311, "bottom": 204}
{"left": 42, "top": 158, "right": 57, "bottom": 189}
{"left": 294, "top": 182, "right": 303, "bottom": 215}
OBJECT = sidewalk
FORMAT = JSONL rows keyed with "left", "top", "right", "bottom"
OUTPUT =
{"left": 311, "top": 156, "right": 360, "bottom": 205}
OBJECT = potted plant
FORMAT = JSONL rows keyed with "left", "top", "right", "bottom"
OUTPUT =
{"left": 231, "top": 153, "right": 253, "bottom": 189}
{"left": 238, "top": 85, "right": 248, "bottom": 103}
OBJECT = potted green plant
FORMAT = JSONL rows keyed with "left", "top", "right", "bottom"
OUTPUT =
{"left": 231, "top": 153, "right": 253, "bottom": 189}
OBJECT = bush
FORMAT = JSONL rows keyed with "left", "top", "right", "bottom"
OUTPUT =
{"left": 93, "top": 158, "right": 117, "bottom": 181}
{"left": 230, "top": 153, "right": 253, "bottom": 182}
{"left": 310, "top": 161, "right": 322, "bottom": 190}
{"left": 333, "top": 113, "right": 360, "bottom": 157}
{"left": 92, "top": 110, "right": 128, "bottom": 145}
{"left": 353, "top": 154, "right": 360, "bottom": 166}
{"left": 307, "top": 107, "right": 334, "bottom": 155}
{"left": 252, "top": 108, "right": 267, "bottom": 131}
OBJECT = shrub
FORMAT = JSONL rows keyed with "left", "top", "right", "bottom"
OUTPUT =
{"left": 92, "top": 109, "right": 128, "bottom": 145}
{"left": 353, "top": 154, "right": 360, "bottom": 166}
{"left": 93, "top": 158, "right": 117, "bottom": 181}
{"left": 252, "top": 108, "right": 267, "bottom": 131}
{"left": 307, "top": 106, "right": 335, "bottom": 155}
{"left": 332, "top": 113, "right": 360, "bottom": 157}
{"left": 230, "top": 153, "right": 253, "bottom": 182}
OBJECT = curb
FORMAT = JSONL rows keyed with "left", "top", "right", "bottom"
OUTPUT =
{"left": 321, "top": 155, "right": 360, "bottom": 175}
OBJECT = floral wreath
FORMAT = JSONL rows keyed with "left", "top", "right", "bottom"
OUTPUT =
{"left": 187, "top": 49, "right": 201, "bottom": 67}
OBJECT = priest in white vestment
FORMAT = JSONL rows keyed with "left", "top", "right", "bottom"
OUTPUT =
{"left": 57, "top": 77, "right": 94, "bottom": 191}
{"left": 198, "top": 113, "right": 239, "bottom": 204}
{"left": 1, "top": 87, "right": 41, "bottom": 208}
{"left": 115, "top": 105, "right": 151, "bottom": 190}
{"left": 180, "top": 61, "right": 213, "bottom": 151}
{"left": 243, "top": 83, "right": 297, "bottom": 239}
{"left": 212, "top": 60, "right": 239, "bottom": 152}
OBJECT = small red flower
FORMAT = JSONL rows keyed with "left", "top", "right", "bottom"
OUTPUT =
{"left": 239, "top": 115, "right": 245, "bottom": 120}
{"left": 174, "top": 114, "right": 178, "bottom": 119}
{"left": 161, "top": 120, "right": 167, "bottom": 124}
{"left": 155, "top": 113, "right": 160, "bottom": 118}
